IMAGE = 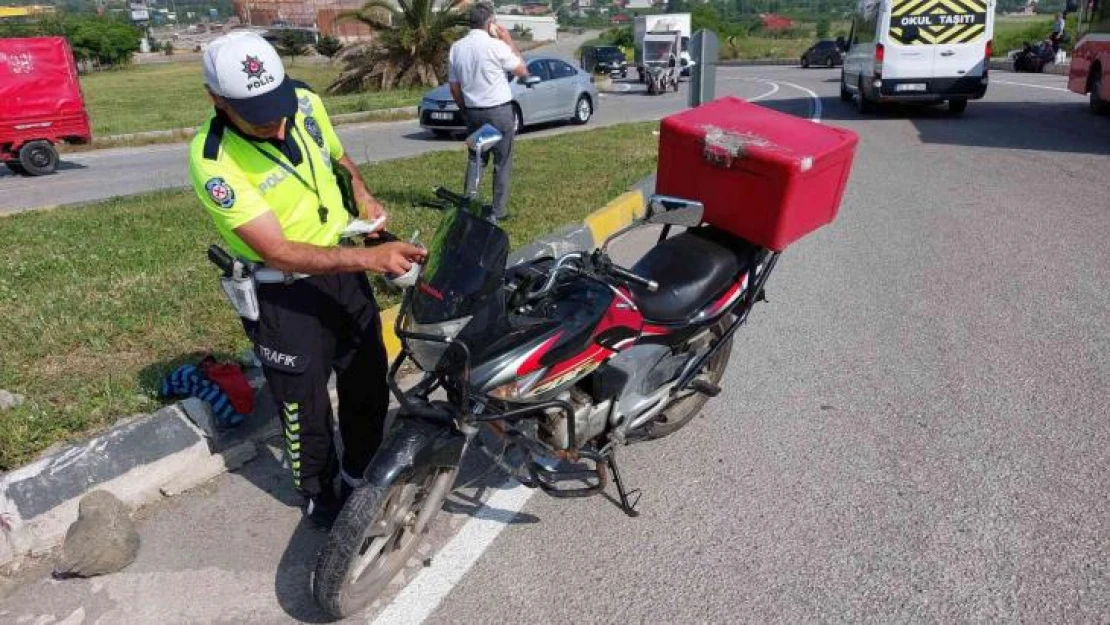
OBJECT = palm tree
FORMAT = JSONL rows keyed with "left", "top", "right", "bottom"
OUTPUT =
{"left": 328, "top": 0, "right": 469, "bottom": 93}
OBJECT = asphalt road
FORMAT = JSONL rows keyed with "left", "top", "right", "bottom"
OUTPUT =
{"left": 3, "top": 66, "right": 1109, "bottom": 624}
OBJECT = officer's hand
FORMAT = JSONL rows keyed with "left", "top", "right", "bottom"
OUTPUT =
{"left": 364, "top": 242, "right": 427, "bottom": 275}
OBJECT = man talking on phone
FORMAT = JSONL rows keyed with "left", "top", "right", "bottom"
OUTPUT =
{"left": 448, "top": 1, "right": 529, "bottom": 224}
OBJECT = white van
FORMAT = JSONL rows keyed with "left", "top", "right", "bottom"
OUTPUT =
{"left": 840, "top": 0, "right": 995, "bottom": 114}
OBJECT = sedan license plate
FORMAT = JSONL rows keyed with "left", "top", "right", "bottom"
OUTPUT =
{"left": 430, "top": 111, "right": 453, "bottom": 121}
{"left": 896, "top": 83, "right": 927, "bottom": 92}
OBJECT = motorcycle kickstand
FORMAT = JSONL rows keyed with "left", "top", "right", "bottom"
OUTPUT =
{"left": 606, "top": 453, "right": 641, "bottom": 518}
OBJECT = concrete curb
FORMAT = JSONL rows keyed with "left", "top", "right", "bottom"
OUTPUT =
{"left": 0, "top": 406, "right": 213, "bottom": 569}
{"left": 718, "top": 59, "right": 801, "bottom": 67}
{"left": 0, "top": 188, "right": 648, "bottom": 569}
{"left": 989, "top": 58, "right": 1070, "bottom": 76}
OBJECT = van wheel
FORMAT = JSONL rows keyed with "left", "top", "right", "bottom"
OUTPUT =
{"left": 18, "top": 140, "right": 58, "bottom": 176}
{"left": 856, "top": 78, "right": 874, "bottom": 114}
{"left": 948, "top": 98, "right": 968, "bottom": 114}
{"left": 1090, "top": 71, "right": 1110, "bottom": 115}
{"left": 840, "top": 73, "right": 852, "bottom": 102}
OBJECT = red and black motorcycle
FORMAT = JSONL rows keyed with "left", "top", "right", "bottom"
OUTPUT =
{"left": 311, "top": 125, "right": 780, "bottom": 619}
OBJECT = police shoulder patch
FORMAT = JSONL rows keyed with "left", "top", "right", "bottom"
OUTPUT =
{"left": 304, "top": 116, "right": 325, "bottom": 148}
{"left": 298, "top": 95, "right": 314, "bottom": 116}
{"left": 205, "top": 177, "right": 236, "bottom": 209}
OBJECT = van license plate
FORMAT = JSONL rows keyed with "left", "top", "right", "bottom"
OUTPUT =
{"left": 431, "top": 112, "right": 453, "bottom": 120}
{"left": 896, "top": 83, "right": 927, "bottom": 92}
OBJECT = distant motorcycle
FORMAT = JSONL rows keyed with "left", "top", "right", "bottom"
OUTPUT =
{"left": 309, "top": 124, "right": 780, "bottom": 619}
{"left": 1013, "top": 40, "right": 1056, "bottom": 73}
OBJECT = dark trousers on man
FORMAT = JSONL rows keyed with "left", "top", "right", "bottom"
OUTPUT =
{"left": 464, "top": 102, "right": 516, "bottom": 219}
{"left": 243, "top": 272, "right": 389, "bottom": 497}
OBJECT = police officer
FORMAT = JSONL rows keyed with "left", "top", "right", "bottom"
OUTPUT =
{"left": 188, "top": 32, "right": 425, "bottom": 526}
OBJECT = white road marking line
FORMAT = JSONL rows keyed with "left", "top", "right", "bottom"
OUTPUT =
{"left": 749, "top": 81, "right": 781, "bottom": 102}
{"left": 728, "top": 77, "right": 823, "bottom": 122}
{"left": 368, "top": 479, "right": 535, "bottom": 625}
{"left": 993, "top": 79, "right": 1076, "bottom": 93}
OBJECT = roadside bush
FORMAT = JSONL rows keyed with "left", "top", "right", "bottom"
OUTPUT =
{"left": 816, "top": 18, "right": 830, "bottom": 38}
{"left": 315, "top": 35, "right": 344, "bottom": 59}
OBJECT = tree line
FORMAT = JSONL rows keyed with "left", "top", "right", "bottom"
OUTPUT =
{"left": 0, "top": 14, "right": 142, "bottom": 68}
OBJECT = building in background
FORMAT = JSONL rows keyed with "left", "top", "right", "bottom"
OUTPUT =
{"left": 231, "top": 0, "right": 374, "bottom": 40}
{"left": 494, "top": 14, "right": 557, "bottom": 41}
{"left": 521, "top": 1, "right": 551, "bottom": 15}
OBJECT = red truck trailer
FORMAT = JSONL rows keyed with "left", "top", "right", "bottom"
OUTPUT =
{"left": 0, "top": 36, "right": 92, "bottom": 176}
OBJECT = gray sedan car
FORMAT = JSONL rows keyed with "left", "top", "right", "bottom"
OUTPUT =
{"left": 419, "top": 54, "right": 600, "bottom": 138}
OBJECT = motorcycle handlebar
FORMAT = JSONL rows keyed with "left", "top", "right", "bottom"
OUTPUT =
{"left": 609, "top": 264, "right": 659, "bottom": 293}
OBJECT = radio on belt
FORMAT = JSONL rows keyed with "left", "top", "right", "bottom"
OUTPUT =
{"left": 655, "top": 96, "right": 859, "bottom": 251}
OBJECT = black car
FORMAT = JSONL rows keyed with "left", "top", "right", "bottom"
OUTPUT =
{"left": 801, "top": 39, "right": 844, "bottom": 68}
{"left": 580, "top": 45, "right": 628, "bottom": 78}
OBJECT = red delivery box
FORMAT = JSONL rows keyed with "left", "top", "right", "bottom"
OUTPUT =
{"left": 656, "top": 96, "right": 858, "bottom": 251}
{"left": 0, "top": 37, "right": 91, "bottom": 175}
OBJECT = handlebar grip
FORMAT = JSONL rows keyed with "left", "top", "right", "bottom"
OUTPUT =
{"left": 611, "top": 264, "right": 658, "bottom": 293}
{"left": 434, "top": 186, "right": 465, "bottom": 204}
{"left": 207, "top": 245, "right": 235, "bottom": 274}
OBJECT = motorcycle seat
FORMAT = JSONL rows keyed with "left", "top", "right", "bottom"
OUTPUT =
{"left": 628, "top": 227, "right": 756, "bottom": 323}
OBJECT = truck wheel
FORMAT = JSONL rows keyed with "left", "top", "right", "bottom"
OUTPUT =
{"left": 19, "top": 140, "right": 59, "bottom": 176}
{"left": 1090, "top": 71, "right": 1110, "bottom": 115}
{"left": 4, "top": 161, "right": 27, "bottom": 175}
{"left": 948, "top": 98, "right": 968, "bottom": 114}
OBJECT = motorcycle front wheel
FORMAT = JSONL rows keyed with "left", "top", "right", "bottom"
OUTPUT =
{"left": 642, "top": 319, "right": 734, "bottom": 440}
{"left": 312, "top": 464, "right": 458, "bottom": 620}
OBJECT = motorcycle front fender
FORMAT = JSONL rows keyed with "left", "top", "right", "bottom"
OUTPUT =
{"left": 363, "top": 416, "right": 466, "bottom": 488}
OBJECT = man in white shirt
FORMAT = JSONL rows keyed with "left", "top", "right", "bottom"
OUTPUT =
{"left": 448, "top": 2, "right": 529, "bottom": 222}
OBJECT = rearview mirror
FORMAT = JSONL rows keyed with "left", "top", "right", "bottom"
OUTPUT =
{"left": 523, "top": 75, "right": 542, "bottom": 87}
{"left": 465, "top": 124, "right": 502, "bottom": 154}
{"left": 647, "top": 195, "right": 704, "bottom": 227}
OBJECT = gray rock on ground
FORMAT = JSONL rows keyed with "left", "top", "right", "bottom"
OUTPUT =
{"left": 54, "top": 490, "right": 140, "bottom": 578}
{"left": 0, "top": 389, "right": 25, "bottom": 410}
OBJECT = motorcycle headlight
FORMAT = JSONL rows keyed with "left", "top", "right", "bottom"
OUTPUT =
{"left": 402, "top": 315, "right": 472, "bottom": 371}
{"left": 488, "top": 369, "right": 546, "bottom": 401}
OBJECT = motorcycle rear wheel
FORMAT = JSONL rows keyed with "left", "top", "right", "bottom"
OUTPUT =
{"left": 641, "top": 319, "right": 734, "bottom": 440}
{"left": 312, "top": 464, "right": 458, "bottom": 620}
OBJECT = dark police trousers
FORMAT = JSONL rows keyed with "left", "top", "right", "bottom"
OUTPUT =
{"left": 464, "top": 102, "right": 516, "bottom": 219}
{"left": 243, "top": 272, "right": 389, "bottom": 497}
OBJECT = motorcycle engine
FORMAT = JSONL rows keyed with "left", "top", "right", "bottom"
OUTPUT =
{"left": 538, "top": 386, "right": 612, "bottom": 450}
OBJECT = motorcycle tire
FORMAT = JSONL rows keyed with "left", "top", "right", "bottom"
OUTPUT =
{"left": 312, "top": 463, "right": 458, "bottom": 620}
{"left": 639, "top": 319, "right": 734, "bottom": 441}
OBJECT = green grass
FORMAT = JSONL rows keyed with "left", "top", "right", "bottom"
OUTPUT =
{"left": 722, "top": 36, "right": 815, "bottom": 60}
{"left": 992, "top": 15, "right": 1077, "bottom": 56}
{"left": 0, "top": 122, "right": 660, "bottom": 470}
{"left": 78, "top": 61, "right": 425, "bottom": 137}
